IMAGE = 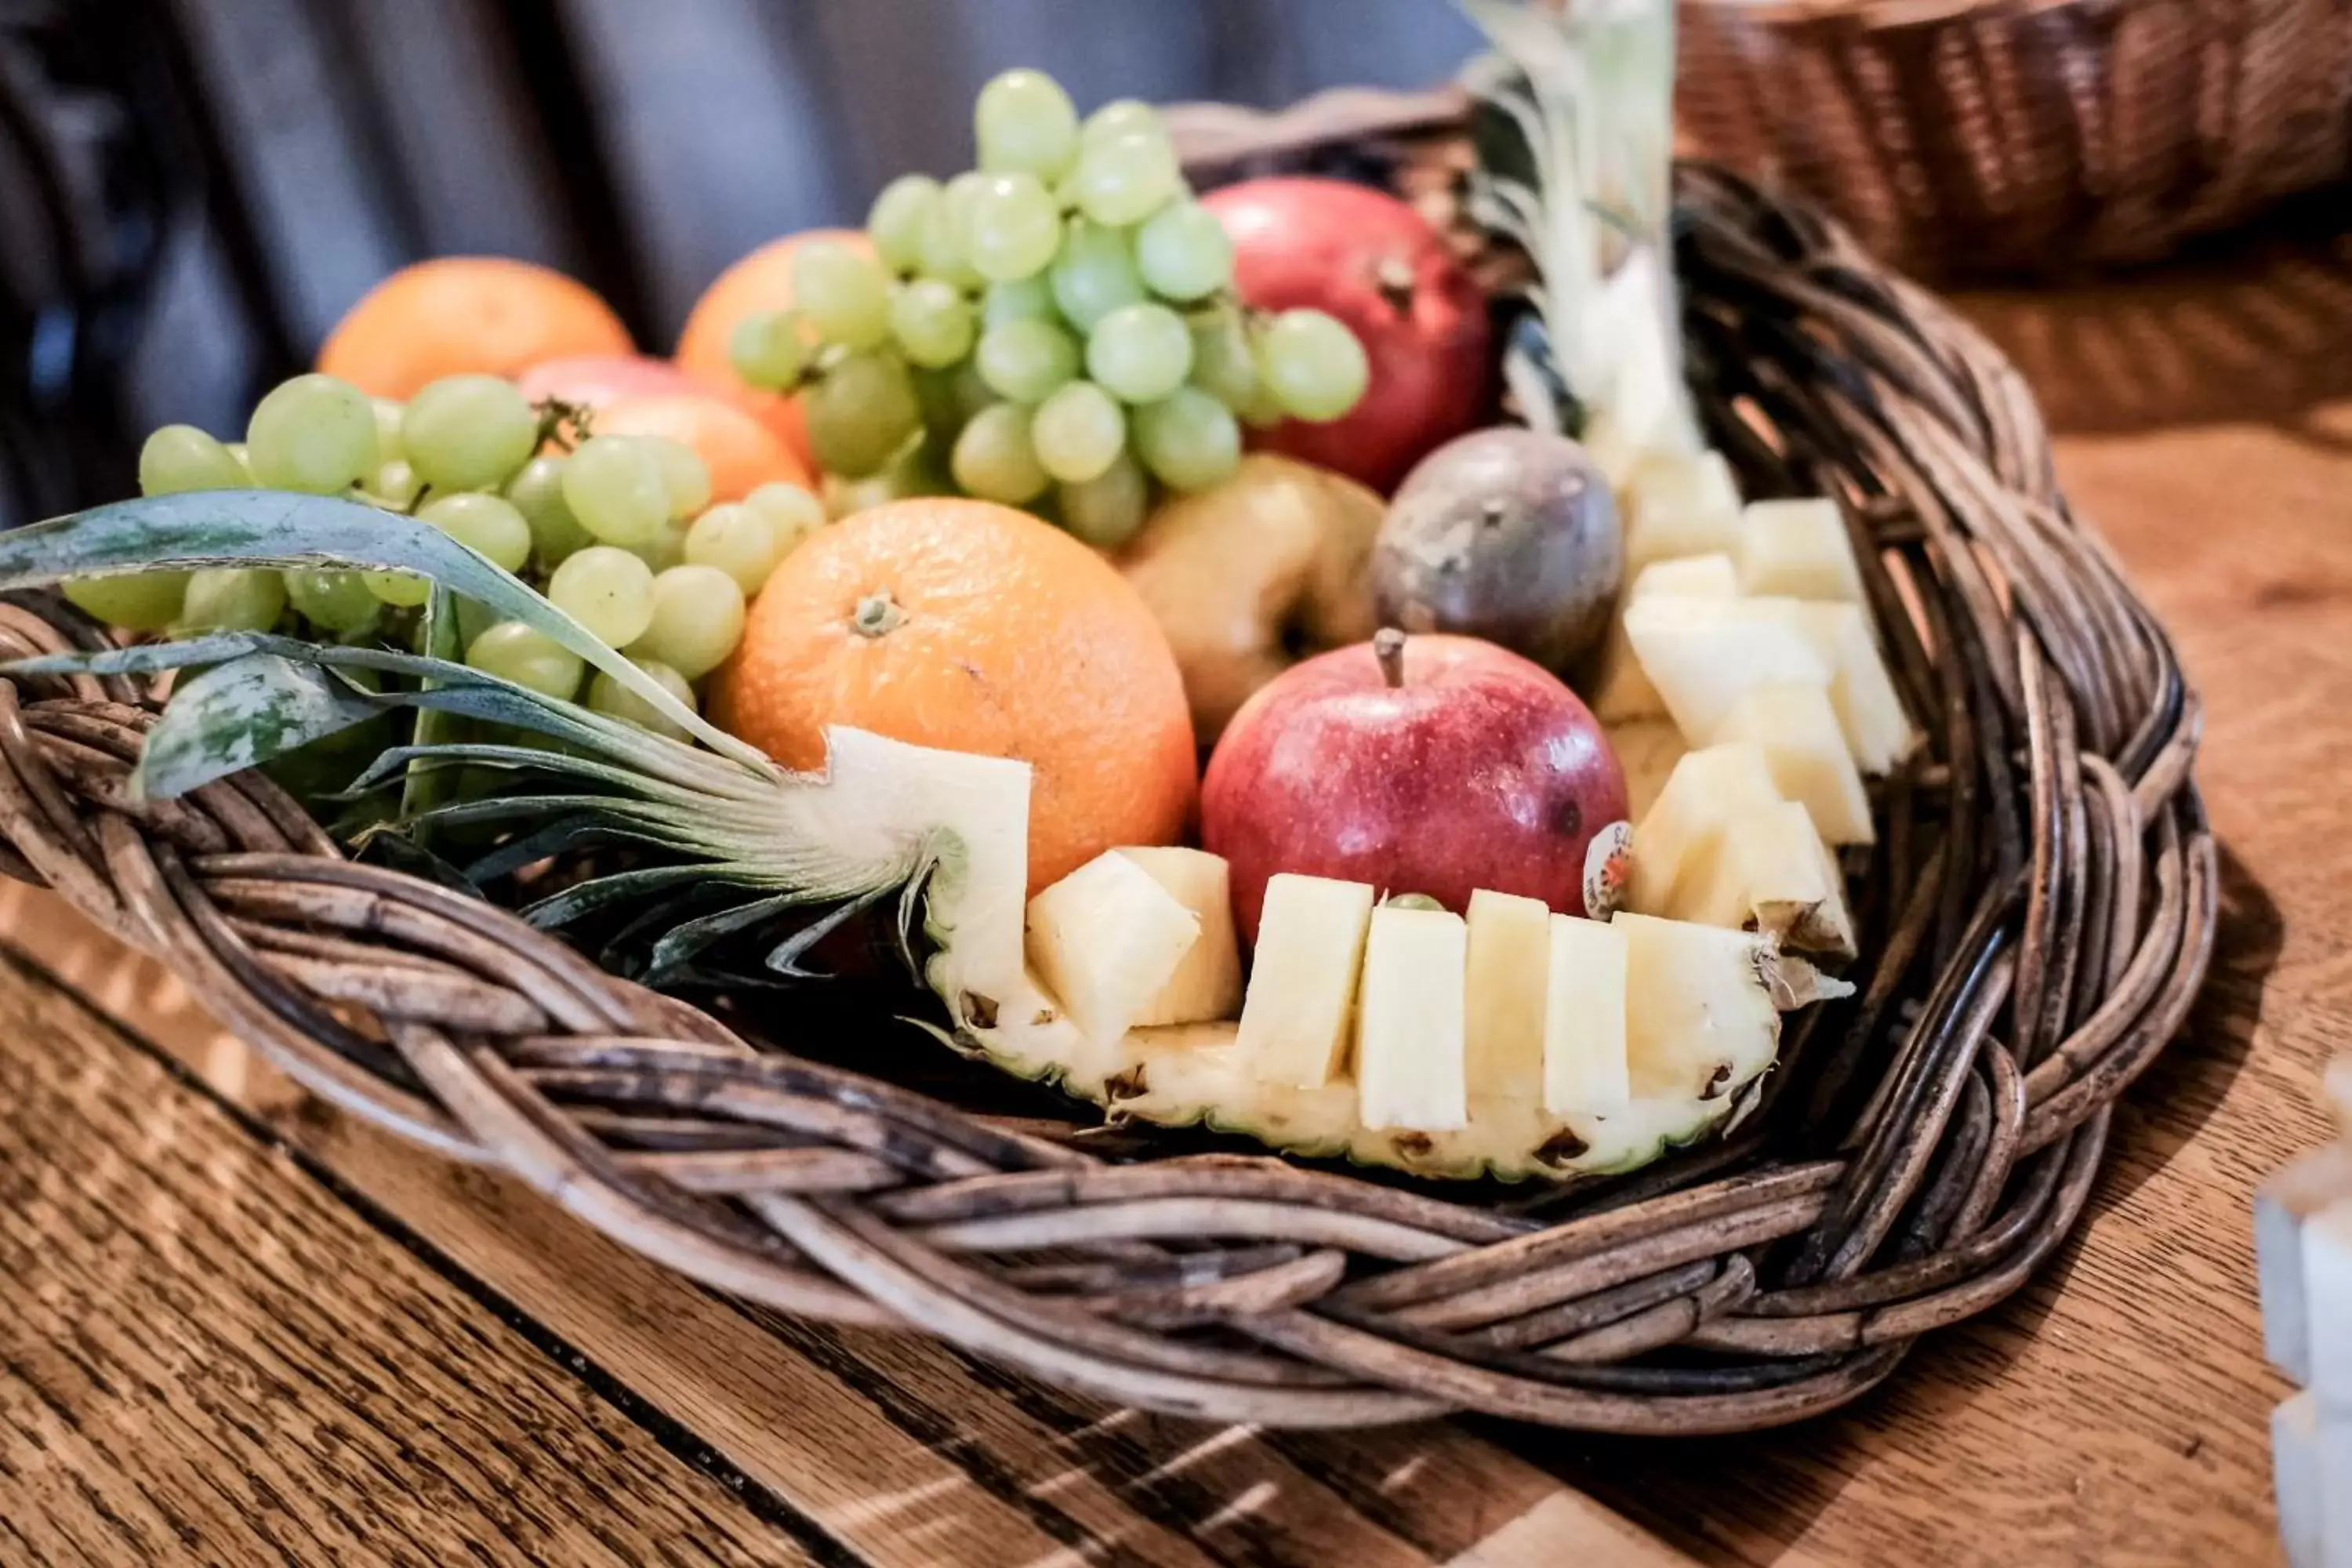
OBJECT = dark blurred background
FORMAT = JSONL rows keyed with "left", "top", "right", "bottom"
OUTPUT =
{"left": 0, "top": 0, "right": 1482, "bottom": 526}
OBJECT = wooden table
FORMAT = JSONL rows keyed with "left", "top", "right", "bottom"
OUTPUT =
{"left": 3, "top": 207, "right": 2346, "bottom": 1565}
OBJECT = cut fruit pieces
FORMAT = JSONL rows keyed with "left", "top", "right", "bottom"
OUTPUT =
{"left": 1237, "top": 873, "right": 1375, "bottom": 1088}
{"left": 1628, "top": 742, "right": 1784, "bottom": 915}
{"left": 1588, "top": 552, "right": 1741, "bottom": 721}
{"left": 1711, "top": 681, "right": 1875, "bottom": 846}
{"left": 1622, "top": 449, "right": 1742, "bottom": 575}
{"left": 1354, "top": 902, "right": 1468, "bottom": 1131}
{"left": 1671, "top": 797, "right": 1857, "bottom": 960}
{"left": 1619, "top": 913, "right": 1828, "bottom": 1102}
{"left": 1544, "top": 913, "right": 1629, "bottom": 1116}
{"left": 1621, "top": 593, "right": 1833, "bottom": 743}
{"left": 1114, "top": 847, "right": 1242, "bottom": 1026}
{"left": 1465, "top": 888, "right": 1550, "bottom": 1102}
{"left": 1025, "top": 851, "right": 1200, "bottom": 1041}
{"left": 1635, "top": 553, "right": 1739, "bottom": 600}
{"left": 2270, "top": 1392, "right": 2349, "bottom": 1568}
{"left": 2259, "top": 1145, "right": 2352, "bottom": 1383}
{"left": 2309, "top": 1197, "right": 2352, "bottom": 1412}
{"left": 1762, "top": 597, "right": 1915, "bottom": 775}
{"left": 1612, "top": 717, "right": 1690, "bottom": 822}
{"left": 1737, "top": 499, "right": 1864, "bottom": 602}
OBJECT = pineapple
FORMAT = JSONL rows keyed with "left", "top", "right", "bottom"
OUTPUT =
{"left": 1114, "top": 847, "right": 1241, "bottom": 1026}
{"left": 1354, "top": 902, "right": 1469, "bottom": 1132}
{"left": 1757, "top": 597, "right": 1915, "bottom": 774}
{"left": 1612, "top": 717, "right": 1690, "bottom": 821}
{"left": 1622, "top": 449, "right": 1743, "bottom": 575}
{"left": 2305, "top": 1199, "right": 2352, "bottom": 1410}
{"left": 1621, "top": 593, "right": 1834, "bottom": 742}
{"left": 1589, "top": 553, "right": 1740, "bottom": 721}
{"left": 1737, "top": 499, "right": 1865, "bottom": 602}
{"left": 2257, "top": 1145, "right": 2352, "bottom": 1382}
{"left": 1627, "top": 742, "right": 1785, "bottom": 914}
{"left": 1710, "top": 681, "right": 1875, "bottom": 846}
{"left": 1671, "top": 798, "right": 1857, "bottom": 960}
{"left": 1465, "top": 888, "right": 1551, "bottom": 1101}
{"left": 2270, "top": 1393, "right": 2347, "bottom": 1568}
{"left": 1543, "top": 914, "right": 1629, "bottom": 1116}
{"left": 1618, "top": 913, "right": 1789, "bottom": 1102}
{"left": 1025, "top": 851, "right": 1200, "bottom": 1040}
{"left": 1237, "top": 873, "right": 1375, "bottom": 1088}
{"left": 1635, "top": 553, "right": 1739, "bottom": 599}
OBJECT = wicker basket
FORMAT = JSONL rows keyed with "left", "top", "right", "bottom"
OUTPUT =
{"left": 0, "top": 93, "right": 2214, "bottom": 1436}
{"left": 1677, "top": 0, "right": 2352, "bottom": 276}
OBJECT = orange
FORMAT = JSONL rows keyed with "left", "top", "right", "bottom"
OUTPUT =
{"left": 674, "top": 229, "right": 870, "bottom": 472}
{"left": 591, "top": 392, "right": 811, "bottom": 502}
{"left": 715, "top": 499, "right": 1197, "bottom": 894}
{"left": 319, "top": 257, "right": 632, "bottom": 399}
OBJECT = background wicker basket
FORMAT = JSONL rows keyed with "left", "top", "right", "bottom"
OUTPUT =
{"left": 0, "top": 93, "right": 2215, "bottom": 1436}
{"left": 1676, "top": 0, "right": 2352, "bottom": 277}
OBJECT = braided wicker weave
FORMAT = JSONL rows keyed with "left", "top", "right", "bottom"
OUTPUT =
{"left": 1677, "top": 0, "right": 2352, "bottom": 276}
{"left": 0, "top": 98, "right": 2213, "bottom": 1435}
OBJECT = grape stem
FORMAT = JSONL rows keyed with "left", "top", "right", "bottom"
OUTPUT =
{"left": 531, "top": 397, "right": 594, "bottom": 453}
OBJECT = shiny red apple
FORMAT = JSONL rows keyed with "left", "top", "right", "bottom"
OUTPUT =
{"left": 1203, "top": 177, "right": 1494, "bottom": 494}
{"left": 1203, "top": 630, "right": 1628, "bottom": 944}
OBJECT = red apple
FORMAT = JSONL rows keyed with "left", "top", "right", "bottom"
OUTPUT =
{"left": 1203, "top": 630, "right": 1628, "bottom": 945}
{"left": 1202, "top": 178, "right": 1493, "bottom": 494}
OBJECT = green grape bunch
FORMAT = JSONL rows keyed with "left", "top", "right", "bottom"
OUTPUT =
{"left": 724, "top": 69, "right": 1370, "bottom": 550}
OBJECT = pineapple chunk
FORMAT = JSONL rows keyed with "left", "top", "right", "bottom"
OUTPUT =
{"left": 1238, "top": 873, "right": 1374, "bottom": 1088}
{"left": 1628, "top": 742, "right": 1785, "bottom": 915}
{"left": 2307, "top": 1198, "right": 2352, "bottom": 1410}
{"left": 1621, "top": 593, "right": 1834, "bottom": 744}
{"left": 1025, "top": 851, "right": 1200, "bottom": 1041}
{"left": 1465, "top": 889, "right": 1550, "bottom": 1101}
{"left": 1710, "top": 681, "right": 1875, "bottom": 846}
{"left": 1544, "top": 914, "right": 1629, "bottom": 1116}
{"left": 1756, "top": 597, "right": 1915, "bottom": 774}
{"left": 1623, "top": 449, "right": 1742, "bottom": 575}
{"left": 1671, "top": 797, "right": 1857, "bottom": 960}
{"left": 1115, "top": 848, "right": 1242, "bottom": 1026}
{"left": 1610, "top": 717, "right": 1689, "bottom": 822}
{"left": 2258, "top": 1145, "right": 2352, "bottom": 1383}
{"left": 1635, "top": 553, "right": 1739, "bottom": 600}
{"left": 2271, "top": 1392, "right": 2350, "bottom": 1568}
{"left": 1737, "top": 499, "right": 1865, "bottom": 602}
{"left": 1588, "top": 554, "right": 1742, "bottom": 721}
{"left": 1617, "top": 913, "right": 1786, "bottom": 1102}
{"left": 1354, "top": 903, "right": 1468, "bottom": 1131}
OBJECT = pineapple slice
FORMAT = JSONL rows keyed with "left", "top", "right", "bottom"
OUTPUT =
{"left": 1115, "top": 848, "right": 1242, "bottom": 1026}
{"left": 1621, "top": 593, "right": 1834, "bottom": 743}
{"left": 1465, "top": 889, "right": 1550, "bottom": 1101}
{"left": 2307, "top": 1198, "right": 2352, "bottom": 1411}
{"left": 1354, "top": 902, "right": 1468, "bottom": 1131}
{"left": 2257, "top": 1145, "right": 2352, "bottom": 1383}
{"left": 1623, "top": 449, "right": 1743, "bottom": 575}
{"left": 1544, "top": 914, "right": 1629, "bottom": 1116}
{"left": 1628, "top": 742, "right": 1785, "bottom": 914}
{"left": 1025, "top": 851, "right": 1200, "bottom": 1041}
{"left": 1757, "top": 598, "right": 1915, "bottom": 775}
{"left": 1238, "top": 873, "right": 1374, "bottom": 1088}
{"left": 1737, "top": 499, "right": 1865, "bottom": 602}
{"left": 1635, "top": 553, "right": 1739, "bottom": 600}
{"left": 1618, "top": 913, "right": 1791, "bottom": 1102}
{"left": 1671, "top": 798, "right": 1857, "bottom": 960}
{"left": 1589, "top": 554, "right": 1740, "bottom": 721}
{"left": 1710, "top": 681, "right": 1875, "bottom": 846}
{"left": 1612, "top": 717, "right": 1690, "bottom": 822}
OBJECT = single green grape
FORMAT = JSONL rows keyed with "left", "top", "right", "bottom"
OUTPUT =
{"left": 361, "top": 571, "right": 432, "bottom": 608}
{"left": 641, "top": 435, "right": 712, "bottom": 519}
{"left": 975, "top": 67, "right": 1080, "bottom": 181}
{"left": 632, "top": 522, "right": 688, "bottom": 574}
{"left": 1081, "top": 98, "right": 1163, "bottom": 148}
{"left": 1188, "top": 304, "right": 1259, "bottom": 408}
{"left": 806, "top": 352, "right": 921, "bottom": 478}
{"left": 1135, "top": 200, "right": 1232, "bottom": 303}
{"left": 1085, "top": 302, "right": 1192, "bottom": 404}
{"left": 950, "top": 402, "right": 1050, "bottom": 503}
{"left": 743, "top": 481, "right": 827, "bottom": 549}
{"left": 282, "top": 569, "right": 382, "bottom": 634}
{"left": 62, "top": 573, "right": 191, "bottom": 632}
{"left": 729, "top": 310, "right": 808, "bottom": 389}
{"left": 1134, "top": 386, "right": 1242, "bottom": 492}
{"left": 506, "top": 455, "right": 593, "bottom": 566}
{"left": 1256, "top": 308, "right": 1370, "bottom": 423}
{"left": 794, "top": 241, "right": 893, "bottom": 349}
{"left": 1049, "top": 220, "right": 1144, "bottom": 332}
{"left": 370, "top": 457, "right": 423, "bottom": 507}
{"left": 916, "top": 199, "right": 985, "bottom": 292}
{"left": 245, "top": 373, "right": 379, "bottom": 494}
{"left": 684, "top": 502, "right": 788, "bottom": 594}
{"left": 1029, "top": 380, "right": 1125, "bottom": 485}
{"left": 867, "top": 173, "right": 942, "bottom": 274}
{"left": 401, "top": 373, "right": 539, "bottom": 492}
{"left": 372, "top": 397, "right": 405, "bottom": 460}
{"left": 138, "top": 424, "right": 247, "bottom": 495}
{"left": 546, "top": 544, "right": 656, "bottom": 646}
{"left": 630, "top": 564, "right": 746, "bottom": 681}
{"left": 1058, "top": 451, "right": 1151, "bottom": 550}
{"left": 1069, "top": 129, "right": 1180, "bottom": 227}
{"left": 561, "top": 435, "right": 671, "bottom": 546}
{"left": 982, "top": 274, "right": 1056, "bottom": 328}
{"left": 176, "top": 567, "right": 288, "bottom": 634}
{"left": 418, "top": 492, "right": 533, "bottom": 573}
{"left": 964, "top": 172, "right": 1062, "bottom": 283}
{"left": 587, "top": 659, "right": 697, "bottom": 742}
{"left": 891, "top": 277, "right": 977, "bottom": 368}
{"left": 975, "top": 318, "right": 1080, "bottom": 404}
{"left": 466, "top": 621, "right": 583, "bottom": 699}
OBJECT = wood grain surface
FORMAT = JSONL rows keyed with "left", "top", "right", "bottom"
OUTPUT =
{"left": 2, "top": 216, "right": 2347, "bottom": 1566}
